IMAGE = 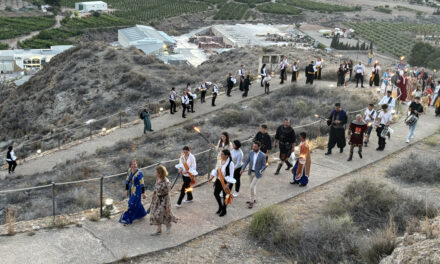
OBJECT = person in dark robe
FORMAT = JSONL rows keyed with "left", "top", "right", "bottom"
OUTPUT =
{"left": 305, "top": 61, "right": 315, "bottom": 85}
{"left": 347, "top": 114, "right": 368, "bottom": 161}
{"left": 253, "top": 124, "right": 272, "bottom": 164}
{"left": 242, "top": 75, "right": 251, "bottom": 97}
{"left": 337, "top": 64, "right": 345, "bottom": 87}
{"left": 141, "top": 108, "right": 153, "bottom": 133}
{"left": 291, "top": 62, "right": 298, "bottom": 82}
{"left": 226, "top": 73, "right": 234, "bottom": 97}
{"left": 398, "top": 72, "right": 409, "bottom": 102}
{"left": 274, "top": 119, "right": 296, "bottom": 175}
{"left": 325, "top": 103, "right": 347, "bottom": 155}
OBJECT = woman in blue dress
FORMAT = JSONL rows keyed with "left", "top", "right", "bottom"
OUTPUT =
{"left": 119, "top": 160, "right": 147, "bottom": 225}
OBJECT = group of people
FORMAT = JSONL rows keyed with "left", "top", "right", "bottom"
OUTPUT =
{"left": 118, "top": 120, "right": 313, "bottom": 234}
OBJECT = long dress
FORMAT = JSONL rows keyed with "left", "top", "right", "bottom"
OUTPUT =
{"left": 150, "top": 178, "right": 178, "bottom": 226}
{"left": 119, "top": 169, "right": 147, "bottom": 224}
{"left": 407, "top": 77, "right": 417, "bottom": 101}
{"left": 142, "top": 111, "right": 152, "bottom": 132}
{"left": 292, "top": 141, "right": 311, "bottom": 186}
{"left": 398, "top": 75, "right": 408, "bottom": 102}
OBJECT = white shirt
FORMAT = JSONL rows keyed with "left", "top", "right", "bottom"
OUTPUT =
{"left": 315, "top": 61, "right": 322, "bottom": 67}
{"left": 364, "top": 108, "right": 377, "bottom": 122}
{"left": 354, "top": 64, "right": 365, "bottom": 74}
{"left": 210, "top": 158, "right": 235, "bottom": 183}
{"left": 261, "top": 68, "right": 266, "bottom": 76}
{"left": 6, "top": 150, "right": 16, "bottom": 162}
{"left": 252, "top": 151, "right": 260, "bottom": 171}
{"left": 213, "top": 85, "right": 219, "bottom": 94}
{"left": 238, "top": 69, "right": 244, "bottom": 76}
{"left": 379, "top": 96, "right": 395, "bottom": 110}
{"left": 231, "top": 148, "right": 243, "bottom": 168}
{"left": 170, "top": 91, "right": 176, "bottom": 101}
{"left": 378, "top": 111, "right": 392, "bottom": 125}
{"left": 181, "top": 95, "right": 189, "bottom": 105}
{"left": 200, "top": 83, "right": 207, "bottom": 91}
{"left": 292, "top": 65, "right": 298, "bottom": 71}
{"left": 176, "top": 153, "right": 198, "bottom": 177}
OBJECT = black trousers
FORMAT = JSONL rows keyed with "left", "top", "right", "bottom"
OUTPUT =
{"left": 265, "top": 83, "right": 270, "bottom": 94}
{"left": 7, "top": 160, "right": 17, "bottom": 173}
{"left": 212, "top": 93, "right": 217, "bottom": 106}
{"left": 201, "top": 91, "right": 206, "bottom": 103}
{"left": 376, "top": 125, "right": 386, "bottom": 149}
{"left": 214, "top": 179, "right": 226, "bottom": 212}
{"left": 291, "top": 71, "right": 298, "bottom": 82}
{"left": 182, "top": 103, "right": 187, "bottom": 118}
{"left": 306, "top": 75, "right": 314, "bottom": 84}
{"left": 280, "top": 69, "right": 286, "bottom": 83}
{"left": 261, "top": 75, "right": 265, "bottom": 87}
{"left": 170, "top": 100, "right": 176, "bottom": 114}
{"left": 328, "top": 127, "right": 346, "bottom": 150}
{"left": 355, "top": 73, "right": 364, "bottom": 87}
{"left": 233, "top": 167, "right": 241, "bottom": 192}
{"left": 177, "top": 176, "right": 193, "bottom": 205}
{"left": 227, "top": 85, "right": 233, "bottom": 96}
{"left": 189, "top": 99, "right": 194, "bottom": 112}
{"left": 242, "top": 88, "right": 249, "bottom": 97}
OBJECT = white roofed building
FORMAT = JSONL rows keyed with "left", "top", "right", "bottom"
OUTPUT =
{"left": 75, "top": 1, "right": 107, "bottom": 13}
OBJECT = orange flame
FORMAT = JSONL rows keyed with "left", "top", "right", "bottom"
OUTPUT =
{"left": 185, "top": 187, "right": 193, "bottom": 193}
{"left": 193, "top": 126, "right": 201, "bottom": 133}
{"left": 367, "top": 122, "right": 372, "bottom": 127}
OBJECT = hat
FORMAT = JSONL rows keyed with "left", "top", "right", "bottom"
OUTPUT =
{"left": 233, "top": 140, "right": 241, "bottom": 149}
{"left": 335, "top": 103, "right": 341, "bottom": 107}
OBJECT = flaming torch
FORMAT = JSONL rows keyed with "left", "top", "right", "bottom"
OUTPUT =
{"left": 193, "top": 126, "right": 210, "bottom": 144}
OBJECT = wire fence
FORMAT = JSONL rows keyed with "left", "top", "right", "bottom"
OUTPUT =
{"left": 1, "top": 77, "right": 406, "bottom": 223}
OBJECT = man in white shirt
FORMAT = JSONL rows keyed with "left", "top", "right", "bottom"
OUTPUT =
{"left": 238, "top": 65, "right": 245, "bottom": 91}
{"left": 375, "top": 104, "right": 392, "bottom": 151}
{"left": 175, "top": 146, "right": 198, "bottom": 207}
{"left": 212, "top": 82, "right": 219, "bottom": 107}
{"left": 170, "top": 87, "right": 177, "bottom": 114}
{"left": 378, "top": 90, "right": 396, "bottom": 111}
{"left": 363, "top": 103, "right": 377, "bottom": 147}
{"left": 280, "top": 57, "right": 288, "bottom": 84}
{"left": 181, "top": 91, "right": 190, "bottom": 119}
{"left": 353, "top": 61, "right": 365, "bottom": 88}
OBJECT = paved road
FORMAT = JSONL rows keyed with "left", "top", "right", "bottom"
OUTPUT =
{"left": 0, "top": 106, "right": 438, "bottom": 264}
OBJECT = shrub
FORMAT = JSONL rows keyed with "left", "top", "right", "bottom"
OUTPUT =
{"left": 324, "top": 179, "right": 437, "bottom": 232}
{"left": 249, "top": 205, "right": 287, "bottom": 242}
{"left": 360, "top": 223, "right": 397, "bottom": 264}
{"left": 386, "top": 153, "right": 439, "bottom": 183}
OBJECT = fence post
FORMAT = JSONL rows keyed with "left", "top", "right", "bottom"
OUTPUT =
{"left": 89, "top": 123, "right": 92, "bottom": 139}
{"left": 119, "top": 112, "right": 122, "bottom": 128}
{"left": 51, "top": 182, "right": 56, "bottom": 220}
{"left": 207, "top": 149, "right": 212, "bottom": 180}
{"left": 58, "top": 137, "right": 61, "bottom": 150}
{"left": 100, "top": 176, "right": 104, "bottom": 218}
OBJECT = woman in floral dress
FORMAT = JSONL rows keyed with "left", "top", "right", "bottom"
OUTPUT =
{"left": 150, "top": 165, "right": 178, "bottom": 236}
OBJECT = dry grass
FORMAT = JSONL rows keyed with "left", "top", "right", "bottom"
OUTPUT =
{"left": 360, "top": 219, "right": 397, "bottom": 264}
{"left": 424, "top": 135, "right": 440, "bottom": 146}
{"left": 386, "top": 153, "right": 439, "bottom": 184}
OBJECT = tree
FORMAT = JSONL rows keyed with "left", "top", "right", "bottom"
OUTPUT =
{"left": 45, "top": 0, "right": 60, "bottom": 6}
{"left": 369, "top": 41, "right": 374, "bottom": 50}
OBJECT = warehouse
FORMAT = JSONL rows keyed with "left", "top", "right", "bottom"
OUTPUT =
{"left": 75, "top": 1, "right": 107, "bottom": 13}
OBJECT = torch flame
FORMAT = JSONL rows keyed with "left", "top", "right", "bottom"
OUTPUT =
{"left": 367, "top": 122, "right": 372, "bottom": 127}
{"left": 314, "top": 114, "right": 319, "bottom": 118}
{"left": 185, "top": 187, "right": 193, "bottom": 193}
{"left": 193, "top": 126, "right": 201, "bottom": 133}
{"left": 400, "top": 56, "right": 405, "bottom": 60}
{"left": 375, "top": 60, "right": 378, "bottom": 64}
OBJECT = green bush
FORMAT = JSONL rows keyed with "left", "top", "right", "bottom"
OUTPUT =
{"left": 386, "top": 153, "right": 440, "bottom": 183}
{"left": 214, "top": 2, "right": 249, "bottom": 20}
{"left": 0, "top": 43, "right": 8, "bottom": 50}
{"left": 374, "top": 6, "right": 392, "bottom": 14}
{"left": 249, "top": 205, "right": 287, "bottom": 242}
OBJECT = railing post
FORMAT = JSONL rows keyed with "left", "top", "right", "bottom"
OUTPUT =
{"left": 100, "top": 176, "right": 104, "bottom": 218}
{"left": 58, "top": 137, "right": 61, "bottom": 150}
{"left": 89, "top": 123, "right": 92, "bottom": 139}
{"left": 119, "top": 112, "right": 122, "bottom": 128}
{"left": 207, "top": 149, "right": 212, "bottom": 180}
{"left": 51, "top": 182, "right": 56, "bottom": 220}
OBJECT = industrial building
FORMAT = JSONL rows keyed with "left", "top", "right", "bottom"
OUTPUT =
{"left": 0, "top": 45, "right": 74, "bottom": 73}
{"left": 75, "top": 1, "right": 107, "bottom": 13}
{"left": 116, "top": 25, "right": 187, "bottom": 65}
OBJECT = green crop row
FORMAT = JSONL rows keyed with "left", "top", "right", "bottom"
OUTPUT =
{"left": 18, "top": 28, "right": 82, "bottom": 49}
{"left": 61, "top": 14, "right": 132, "bottom": 29}
{"left": 279, "top": 0, "right": 361, "bottom": 13}
{"left": 213, "top": 2, "right": 249, "bottom": 20}
{"left": 374, "top": 6, "right": 392, "bottom": 14}
{"left": 256, "top": 3, "right": 302, "bottom": 15}
{"left": 0, "top": 43, "right": 8, "bottom": 50}
{"left": 0, "top": 16, "right": 55, "bottom": 40}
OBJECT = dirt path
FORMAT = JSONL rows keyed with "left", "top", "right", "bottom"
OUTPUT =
{"left": 0, "top": 105, "right": 437, "bottom": 264}
{"left": 0, "top": 14, "right": 63, "bottom": 49}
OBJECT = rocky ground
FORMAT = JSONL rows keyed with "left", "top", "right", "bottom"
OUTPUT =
{"left": 123, "top": 133, "right": 440, "bottom": 264}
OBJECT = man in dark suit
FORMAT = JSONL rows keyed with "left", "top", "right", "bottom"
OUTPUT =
{"left": 241, "top": 141, "right": 267, "bottom": 209}
{"left": 305, "top": 61, "right": 315, "bottom": 85}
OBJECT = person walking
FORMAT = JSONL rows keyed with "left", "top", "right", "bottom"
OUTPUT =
{"left": 347, "top": 114, "right": 368, "bottom": 161}
{"left": 240, "top": 141, "right": 266, "bottom": 209}
{"left": 375, "top": 104, "right": 392, "bottom": 151}
{"left": 325, "top": 103, "right": 347, "bottom": 155}
{"left": 406, "top": 96, "right": 424, "bottom": 143}
{"left": 274, "top": 119, "right": 296, "bottom": 175}
{"left": 119, "top": 160, "right": 147, "bottom": 225}
{"left": 253, "top": 124, "right": 272, "bottom": 165}
{"left": 363, "top": 103, "right": 377, "bottom": 147}
{"left": 181, "top": 91, "right": 189, "bottom": 119}
{"left": 337, "top": 64, "right": 345, "bottom": 87}
{"left": 169, "top": 87, "right": 177, "bottom": 114}
{"left": 260, "top": 64, "right": 266, "bottom": 87}
{"left": 6, "top": 146, "right": 17, "bottom": 174}
{"left": 242, "top": 75, "right": 251, "bottom": 97}
{"left": 212, "top": 81, "right": 219, "bottom": 107}
{"left": 150, "top": 165, "right": 178, "bottom": 236}
{"left": 227, "top": 73, "right": 234, "bottom": 97}
{"left": 200, "top": 80, "right": 207, "bottom": 104}
{"left": 280, "top": 56, "right": 288, "bottom": 84}
{"left": 231, "top": 140, "right": 243, "bottom": 197}
{"left": 354, "top": 61, "right": 365, "bottom": 88}
{"left": 238, "top": 65, "right": 245, "bottom": 91}
{"left": 367, "top": 49, "right": 375, "bottom": 66}
{"left": 209, "top": 149, "right": 236, "bottom": 217}
{"left": 263, "top": 74, "right": 271, "bottom": 95}
{"left": 291, "top": 61, "right": 298, "bottom": 82}
{"left": 186, "top": 83, "right": 195, "bottom": 113}
{"left": 141, "top": 108, "right": 153, "bottom": 133}
{"left": 175, "top": 146, "right": 197, "bottom": 207}
{"left": 290, "top": 132, "right": 311, "bottom": 187}
{"left": 305, "top": 61, "right": 315, "bottom": 85}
